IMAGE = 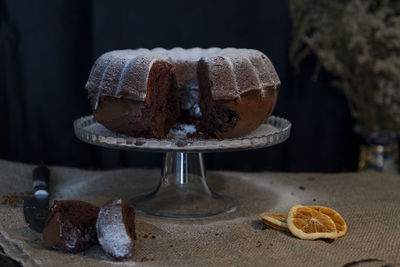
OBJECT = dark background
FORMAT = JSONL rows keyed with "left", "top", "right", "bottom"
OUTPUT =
{"left": 0, "top": 0, "right": 362, "bottom": 172}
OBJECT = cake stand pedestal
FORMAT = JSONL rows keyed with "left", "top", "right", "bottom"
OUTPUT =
{"left": 74, "top": 116, "right": 291, "bottom": 218}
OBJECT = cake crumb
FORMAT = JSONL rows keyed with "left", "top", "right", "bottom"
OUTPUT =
{"left": 135, "top": 140, "right": 146, "bottom": 146}
{"left": 140, "top": 257, "right": 154, "bottom": 262}
{"left": 1, "top": 192, "right": 31, "bottom": 208}
{"left": 151, "top": 235, "right": 156, "bottom": 239}
{"left": 176, "top": 140, "right": 188, "bottom": 147}
{"left": 143, "top": 234, "right": 149, "bottom": 238}
{"left": 298, "top": 186, "right": 305, "bottom": 190}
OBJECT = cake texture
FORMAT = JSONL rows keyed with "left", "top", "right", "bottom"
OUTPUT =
{"left": 86, "top": 47, "right": 280, "bottom": 139}
{"left": 96, "top": 199, "right": 136, "bottom": 260}
{"left": 42, "top": 200, "right": 100, "bottom": 253}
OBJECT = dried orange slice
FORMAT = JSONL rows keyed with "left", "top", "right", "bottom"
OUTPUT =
{"left": 309, "top": 206, "right": 347, "bottom": 237}
{"left": 287, "top": 205, "right": 338, "bottom": 240}
{"left": 259, "top": 212, "right": 289, "bottom": 231}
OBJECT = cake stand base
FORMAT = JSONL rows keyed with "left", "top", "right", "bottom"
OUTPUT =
{"left": 130, "top": 152, "right": 238, "bottom": 218}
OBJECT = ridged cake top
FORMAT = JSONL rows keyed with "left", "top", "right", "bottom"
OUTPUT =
{"left": 86, "top": 47, "right": 280, "bottom": 108}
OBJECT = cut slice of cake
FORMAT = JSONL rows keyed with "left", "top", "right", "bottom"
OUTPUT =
{"left": 96, "top": 199, "right": 136, "bottom": 260}
{"left": 42, "top": 200, "right": 100, "bottom": 253}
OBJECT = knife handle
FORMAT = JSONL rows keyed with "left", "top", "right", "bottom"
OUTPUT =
{"left": 33, "top": 163, "right": 50, "bottom": 199}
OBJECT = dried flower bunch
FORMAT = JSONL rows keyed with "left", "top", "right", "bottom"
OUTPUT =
{"left": 290, "top": 0, "right": 400, "bottom": 133}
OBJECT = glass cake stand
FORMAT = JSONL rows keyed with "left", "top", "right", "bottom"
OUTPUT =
{"left": 73, "top": 115, "right": 291, "bottom": 218}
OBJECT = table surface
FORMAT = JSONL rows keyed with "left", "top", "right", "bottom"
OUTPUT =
{"left": 0, "top": 159, "right": 399, "bottom": 267}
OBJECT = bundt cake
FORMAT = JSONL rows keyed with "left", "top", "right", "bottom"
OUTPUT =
{"left": 86, "top": 48, "right": 280, "bottom": 139}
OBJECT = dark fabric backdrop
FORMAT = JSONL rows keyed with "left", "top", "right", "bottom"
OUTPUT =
{"left": 0, "top": 0, "right": 362, "bottom": 172}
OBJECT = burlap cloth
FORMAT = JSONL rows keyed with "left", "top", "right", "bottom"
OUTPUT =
{"left": 0, "top": 159, "right": 399, "bottom": 267}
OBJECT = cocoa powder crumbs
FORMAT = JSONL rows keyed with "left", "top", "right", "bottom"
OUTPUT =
{"left": 1, "top": 192, "right": 31, "bottom": 208}
{"left": 140, "top": 257, "right": 154, "bottom": 262}
{"left": 176, "top": 140, "right": 188, "bottom": 147}
{"left": 135, "top": 140, "right": 146, "bottom": 146}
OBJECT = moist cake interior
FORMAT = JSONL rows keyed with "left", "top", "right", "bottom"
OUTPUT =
{"left": 164, "top": 62, "right": 239, "bottom": 138}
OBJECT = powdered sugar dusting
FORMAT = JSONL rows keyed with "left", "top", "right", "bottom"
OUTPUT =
{"left": 96, "top": 199, "right": 133, "bottom": 259}
{"left": 169, "top": 124, "right": 197, "bottom": 138}
{"left": 95, "top": 52, "right": 131, "bottom": 109}
{"left": 86, "top": 47, "right": 280, "bottom": 103}
{"left": 115, "top": 54, "right": 138, "bottom": 96}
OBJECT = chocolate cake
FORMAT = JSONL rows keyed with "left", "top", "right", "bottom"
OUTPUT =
{"left": 42, "top": 200, "right": 100, "bottom": 253}
{"left": 86, "top": 48, "right": 280, "bottom": 139}
{"left": 96, "top": 199, "right": 136, "bottom": 260}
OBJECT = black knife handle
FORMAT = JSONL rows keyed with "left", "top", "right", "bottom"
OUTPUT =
{"left": 32, "top": 162, "right": 50, "bottom": 197}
